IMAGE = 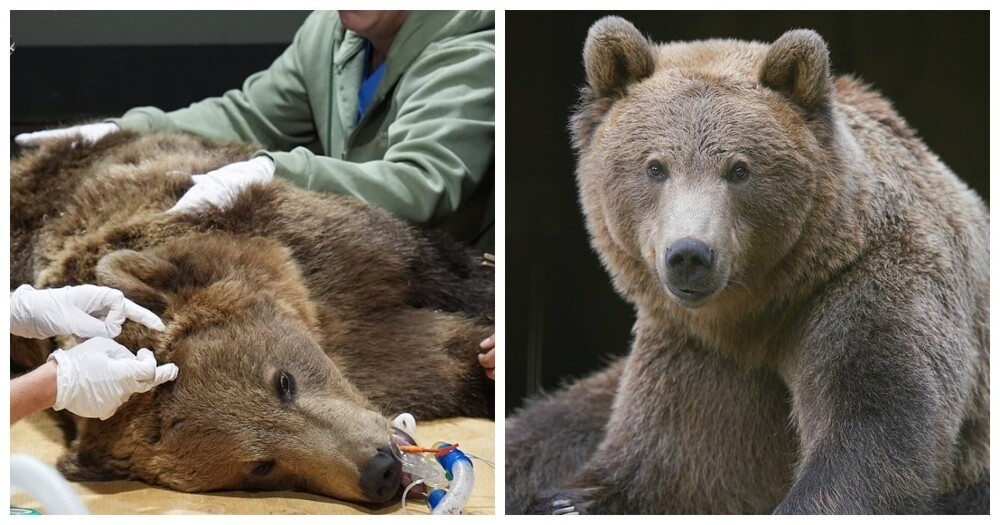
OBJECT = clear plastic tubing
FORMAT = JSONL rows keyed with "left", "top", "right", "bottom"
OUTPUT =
{"left": 430, "top": 445, "right": 474, "bottom": 515}
{"left": 10, "top": 454, "right": 89, "bottom": 514}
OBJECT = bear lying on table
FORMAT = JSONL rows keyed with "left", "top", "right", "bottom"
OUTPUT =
{"left": 11, "top": 130, "right": 494, "bottom": 505}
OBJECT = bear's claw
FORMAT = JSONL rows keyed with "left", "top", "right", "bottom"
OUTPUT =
{"left": 552, "top": 499, "right": 579, "bottom": 515}
{"left": 529, "top": 489, "right": 589, "bottom": 515}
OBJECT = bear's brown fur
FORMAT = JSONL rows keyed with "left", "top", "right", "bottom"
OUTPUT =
{"left": 11, "top": 130, "right": 494, "bottom": 504}
{"left": 506, "top": 19, "right": 988, "bottom": 514}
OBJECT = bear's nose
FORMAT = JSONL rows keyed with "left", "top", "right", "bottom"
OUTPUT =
{"left": 359, "top": 445, "right": 402, "bottom": 502}
{"left": 666, "top": 237, "right": 716, "bottom": 286}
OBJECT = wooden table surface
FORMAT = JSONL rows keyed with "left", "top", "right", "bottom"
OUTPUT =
{"left": 10, "top": 412, "right": 495, "bottom": 515}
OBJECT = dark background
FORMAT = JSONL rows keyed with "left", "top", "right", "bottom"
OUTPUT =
{"left": 506, "top": 11, "right": 989, "bottom": 414}
{"left": 11, "top": 11, "right": 311, "bottom": 143}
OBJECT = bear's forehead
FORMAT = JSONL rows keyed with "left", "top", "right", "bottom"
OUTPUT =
{"left": 619, "top": 73, "right": 775, "bottom": 130}
{"left": 654, "top": 39, "right": 770, "bottom": 84}
{"left": 602, "top": 76, "right": 798, "bottom": 161}
{"left": 610, "top": 39, "right": 796, "bottom": 138}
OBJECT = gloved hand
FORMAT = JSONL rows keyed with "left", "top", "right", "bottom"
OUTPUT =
{"left": 48, "top": 338, "right": 179, "bottom": 420}
{"left": 10, "top": 284, "right": 165, "bottom": 339}
{"left": 15, "top": 122, "right": 120, "bottom": 148}
{"left": 169, "top": 156, "right": 276, "bottom": 214}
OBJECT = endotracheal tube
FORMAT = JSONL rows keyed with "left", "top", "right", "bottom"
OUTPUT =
{"left": 392, "top": 413, "right": 485, "bottom": 515}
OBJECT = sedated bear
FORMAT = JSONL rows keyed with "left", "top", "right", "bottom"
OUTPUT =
{"left": 11, "top": 130, "right": 494, "bottom": 505}
{"left": 506, "top": 17, "right": 988, "bottom": 514}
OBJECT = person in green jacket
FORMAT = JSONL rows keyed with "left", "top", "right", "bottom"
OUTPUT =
{"left": 17, "top": 10, "right": 494, "bottom": 248}
{"left": 16, "top": 10, "right": 497, "bottom": 379}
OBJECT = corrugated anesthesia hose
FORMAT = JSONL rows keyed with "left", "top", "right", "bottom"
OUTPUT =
{"left": 10, "top": 454, "right": 89, "bottom": 514}
{"left": 429, "top": 444, "right": 474, "bottom": 515}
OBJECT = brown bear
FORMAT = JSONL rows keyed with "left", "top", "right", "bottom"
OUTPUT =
{"left": 505, "top": 18, "right": 989, "bottom": 514}
{"left": 10, "top": 130, "right": 494, "bottom": 505}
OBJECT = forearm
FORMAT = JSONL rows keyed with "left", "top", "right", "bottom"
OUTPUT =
{"left": 784, "top": 335, "right": 955, "bottom": 512}
{"left": 778, "top": 357, "right": 949, "bottom": 514}
{"left": 543, "top": 347, "right": 684, "bottom": 514}
{"left": 774, "top": 432, "right": 939, "bottom": 514}
{"left": 267, "top": 148, "right": 482, "bottom": 225}
{"left": 11, "top": 361, "right": 57, "bottom": 424}
{"left": 113, "top": 89, "right": 316, "bottom": 151}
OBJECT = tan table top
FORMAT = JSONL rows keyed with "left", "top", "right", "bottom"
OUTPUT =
{"left": 11, "top": 411, "right": 495, "bottom": 515}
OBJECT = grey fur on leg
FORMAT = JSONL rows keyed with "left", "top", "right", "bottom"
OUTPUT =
{"left": 505, "top": 360, "right": 622, "bottom": 514}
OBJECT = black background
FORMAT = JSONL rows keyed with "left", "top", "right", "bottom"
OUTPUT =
{"left": 505, "top": 11, "right": 989, "bottom": 414}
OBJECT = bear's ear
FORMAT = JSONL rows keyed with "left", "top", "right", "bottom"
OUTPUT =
{"left": 583, "top": 16, "right": 655, "bottom": 99}
{"left": 95, "top": 249, "right": 177, "bottom": 315}
{"left": 760, "top": 29, "right": 832, "bottom": 112}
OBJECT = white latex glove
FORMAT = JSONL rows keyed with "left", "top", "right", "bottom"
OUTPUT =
{"left": 10, "top": 284, "right": 165, "bottom": 340}
{"left": 48, "top": 339, "right": 179, "bottom": 420}
{"left": 168, "top": 156, "right": 276, "bottom": 214}
{"left": 15, "top": 122, "right": 120, "bottom": 148}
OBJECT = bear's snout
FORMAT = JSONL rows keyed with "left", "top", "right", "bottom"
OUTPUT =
{"left": 359, "top": 445, "right": 402, "bottom": 502}
{"left": 665, "top": 237, "right": 719, "bottom": 302}
{"left": 666, "top": 237, "right": 715, "bottom": 285}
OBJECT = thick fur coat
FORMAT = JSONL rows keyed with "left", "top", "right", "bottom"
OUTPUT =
{"left": 11, "top": 131, "right": 494, "bottom": 503}
{"left": 506, "top": 19, "right": 988, "bottom": 514}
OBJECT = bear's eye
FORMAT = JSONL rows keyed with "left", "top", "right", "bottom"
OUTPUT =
{"left": 274, "top": 370, "right": 297, "bottom": 404}
{"left": 251, "top": 459, "right": 276, "bottom": 476}
{"left": 727, "top": 162, "right": 750, "bottom": 183}
{"left": 646, "top": 160, "right": 667, "bottom": 181}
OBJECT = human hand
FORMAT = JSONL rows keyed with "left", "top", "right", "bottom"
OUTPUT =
{"left": 14, "top": 122, "right": 120, "bottom": 148}
{"left": 10, "top": 284, "right": 165, "bottom": 340}
{"left": 48, "top": 338, "right": 179, "bottom": 420}
{"left": 168, "top": 156, "right": 275, "bottom": 213}
{"left": 478, "top": 333, "right": 495, "bottom": 380}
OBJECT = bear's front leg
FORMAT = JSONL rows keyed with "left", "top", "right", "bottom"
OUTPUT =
{"left": 505, "top": 360, "right": 624, "bottom": 514}
{"left": 775, "top": 296, "right": 967, "bottom": 514}
{"left": 531, "top": 324, "right": 797, "bottom": 514}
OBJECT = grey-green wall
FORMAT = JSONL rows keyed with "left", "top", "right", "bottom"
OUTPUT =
{"left": 12, "top": 11, "right": 311, "bottom": 46}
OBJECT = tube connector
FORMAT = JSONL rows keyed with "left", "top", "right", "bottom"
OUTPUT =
{"left": 429, "top": 443, "right": 474, "bottom": 515}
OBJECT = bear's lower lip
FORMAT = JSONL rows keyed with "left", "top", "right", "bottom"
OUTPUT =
{"left": 666, "top": 284, "right": 712, "bottom": 305}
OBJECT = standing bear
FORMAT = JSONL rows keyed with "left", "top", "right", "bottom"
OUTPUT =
{"left": 506, "top": 18, "right": 989, "bottom": 514}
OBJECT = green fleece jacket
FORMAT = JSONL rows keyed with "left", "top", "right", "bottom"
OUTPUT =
{"left": 113, "top": 11, "right": 494, "bottom": 249}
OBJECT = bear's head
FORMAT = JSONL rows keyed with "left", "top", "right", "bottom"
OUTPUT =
{"left": 54, "top": 234, "right": 410, "bottom": 504}
{"left": 572, "top": 18, "right": 854, "bottom": 314}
